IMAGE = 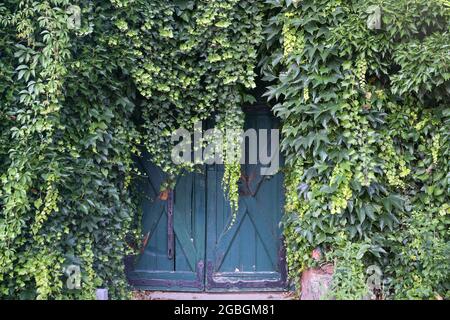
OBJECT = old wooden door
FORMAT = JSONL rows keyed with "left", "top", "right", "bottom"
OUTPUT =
{"left": 205, "top": 110, "right": 286, "bottom": 291}
{"left": 126, "top": 110, "right": 286, "bottom": 291}
{"left": 126, "top": 159, "right": 206, "bottom": 291}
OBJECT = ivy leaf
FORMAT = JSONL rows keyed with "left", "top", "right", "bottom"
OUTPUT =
{"left": 356, "top": 244, "right": 371, "bottom": 259}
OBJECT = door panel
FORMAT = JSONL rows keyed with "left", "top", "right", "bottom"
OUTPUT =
{"left": 126, "top": 156, "right": 206, "bottom": 291}
{"left": 205, "top": 112, "right": 287, "bottom": 291}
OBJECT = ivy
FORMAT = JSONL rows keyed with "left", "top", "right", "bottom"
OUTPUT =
{"left": 0, "top": 0, "right": 265, "bottom": 299}
{"left": 115, "top": 0, "right": 264, "bottom": 217}
{"left": 0, "top": 0, "right": 140, "bottom": 299}
{"left": 0, "top": 0, "right": 448, "bottom": 300}
{"left": 263, "top": 0, "right": 449, "bottom": 299}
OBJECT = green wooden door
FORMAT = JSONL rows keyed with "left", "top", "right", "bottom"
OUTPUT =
{"left": 126, "top": 158, "right": 206, "bottom": 291}
{"left": 126, "top": 111, "right": 286, "bottom": 291}
{"left": 205, "top": 111, "right": 286, "bottom": 291}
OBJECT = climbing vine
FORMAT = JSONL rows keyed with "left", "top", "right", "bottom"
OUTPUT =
{"left": 263, "top": 0, "right": 449, "bottom": 299}
{"left": 0, "top": 0, "right": 264, "bottom": 299}
{"left": 0, "top": 0, "right": 448, "bottom": 300}
{"left": 0, "top": 0, "right": 140, "bottom": 299}
{"left": 124, "top": 0, "right": 264, "bottom": 217}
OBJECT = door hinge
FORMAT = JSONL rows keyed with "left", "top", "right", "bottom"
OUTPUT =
{"left": 167, "top": 189, "right": 174, "bottom": 260}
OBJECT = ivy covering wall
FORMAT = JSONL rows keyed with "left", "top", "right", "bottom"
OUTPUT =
{"left": 0, "top": 0, "right": 264, "bottom": 299}
{"left": 0, "top": 0, "right": 143, "bottom": 299}
{"left": 263, "top": 0, "right": 449, "bottom": 299}
{"left": 0, "top": 0, "right": 448, "bottom": 300}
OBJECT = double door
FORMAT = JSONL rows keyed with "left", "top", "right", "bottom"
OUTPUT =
{"left": 126, "top": 112, "right": 286, "bottom": 291}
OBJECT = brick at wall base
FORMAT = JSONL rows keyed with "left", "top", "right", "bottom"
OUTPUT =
{"left": 300, "top": 264, "right": 334, "bottom": 300}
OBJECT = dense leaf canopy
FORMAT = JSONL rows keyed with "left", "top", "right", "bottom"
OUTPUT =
{"left": 0, "top": 0, "right": 448, "bottom": 299}
{"left": 263, "top": 0, "right": 449, "bottom": 299}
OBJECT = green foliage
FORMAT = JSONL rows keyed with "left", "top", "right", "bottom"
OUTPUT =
{"left": 325, "top": 235, "right": 370, "bottom": 300}
{"left": 1, "top": 0, "right": 448, "bottom": 300}
{"left": 0, "top": 0, "right": 264, "bottom": 299}
{"left": 125, "top": 0, "right": 264, "bottom": 216}
{"left": 263, "top": 0, "right": 449, "bottom": 299}
{"left": 0, "top": 0, "right": 141, "bottom": 299}
{"left": 386, "top": 206, "right": 449, "bottom": 299}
